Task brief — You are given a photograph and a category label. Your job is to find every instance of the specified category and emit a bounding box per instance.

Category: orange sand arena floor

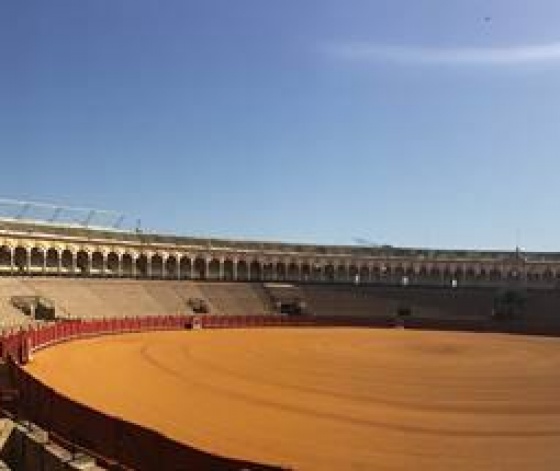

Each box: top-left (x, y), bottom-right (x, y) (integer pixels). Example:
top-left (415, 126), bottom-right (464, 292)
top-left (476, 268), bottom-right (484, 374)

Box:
top-left (25, 328), bottom-right (560, 470)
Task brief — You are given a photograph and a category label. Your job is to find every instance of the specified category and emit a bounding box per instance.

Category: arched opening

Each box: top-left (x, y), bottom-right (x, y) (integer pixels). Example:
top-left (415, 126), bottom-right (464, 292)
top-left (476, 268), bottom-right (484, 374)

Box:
top-left (417, 266), bottom-right (428, 283)
top-left (208, 259), bottom-right (221, 280)
top-left (349, 265), bottom-right (359, 284)
top-left (179, 257), bottom-right (191, 279)
top-left (121, 253), bottom-right (134, 277)
top-left (276, 262), bottom-right (286, 281)
top-left (311, 264), bottom-right (322, 282)
top-left (380, 265), bottom-right (391, 282)
top-left (301, 264), bottom-right (311, 281)
top-left (336, 265), bottom-right (347, 282)
top-left (237, 260), bottom-right (249, 280)
top-left (194, 257), bottom-right (206, 279)
top-left (371, 266), bottom-right (382, 282)
top-left (393, 265), bottom-right (405, 283)
top-left (442, 268), bottom-right (453, 285)
top-left (429, 267), bottom-right (440, 282)
top-left (136, 254), bottom-right (148, 278)
top-left (0, 246), bottom-right (12, 272)
top-left (45, 248), bottom-right (59, 273)
top-left (14, 247), bottom-right (28, 273)
top-left (14, 247), bottom-right (29, 273)
top-left (382, 265), bottom-right (392, 281)
top-left (324, 264), bottom-right (335, 282)
top-left (543, 269), bottom-right (554, 282)
top-left (166, 256), bottom-right (178, 279)
top-left (61, 250), bottom-right (73, 274)
top-left (106, 253), bottom-right (120, 276)
top-left (151, 254), bottom-right (164, 279)
top-left (359, 265), bottom-right (370, 284)
top-left (223, 259), bottom-right (235, 280)
top-left (91, 252), bottom-right (105, 275)
top-left (30, 248), bottom-right (44, 273)
top-left (489, 268), bottom-right (502, 282)
top-left (287, 263), bottom-right (299, 281)
top-left (399, 266), bottom-right (414, 287)
top-left (506, 269), bottom-right (519, 281)
top-left (263, 262), bottom-right (274, 281)
top-left (76, 251), bottom-right (90, 275)
top-left (249, 261), bottom-right (262, 281)
top-left (446, 268), bottom-right (457, 284)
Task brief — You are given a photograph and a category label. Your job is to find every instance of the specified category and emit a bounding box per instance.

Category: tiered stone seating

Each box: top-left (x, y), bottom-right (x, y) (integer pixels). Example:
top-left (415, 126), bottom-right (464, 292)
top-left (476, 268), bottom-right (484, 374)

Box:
top-left (301, 285), bottom-right (400, 318)
top-left (168, 282), bottom-right (220, 315)
top-left (263, 283), bottom-right (304, 304)
top-left (86, 280), bottom-right (165, 317)
top-left (198, 283), bottom-right (272, 316)
top-left (301, 285), bottom-right (495, 320)
top-left (0, 279), bottom-right (38, 327)
top-left (13, 278), bottom-right (223, 319)
top-left (1, 276), bottom-right (559, 335)
top-left (140, 281), bottom-right (192, 315)
top-left (29, 278), bottom-right (110, 318)
top-left (384, 286), bottom-right (495, 320)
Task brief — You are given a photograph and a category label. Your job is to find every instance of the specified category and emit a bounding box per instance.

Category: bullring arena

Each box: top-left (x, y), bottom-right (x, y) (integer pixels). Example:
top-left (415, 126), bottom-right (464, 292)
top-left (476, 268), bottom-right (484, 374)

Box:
top-left (1, 211), bottom-right (560, 469)
top-left (24, 329), bottom-right (560, 470)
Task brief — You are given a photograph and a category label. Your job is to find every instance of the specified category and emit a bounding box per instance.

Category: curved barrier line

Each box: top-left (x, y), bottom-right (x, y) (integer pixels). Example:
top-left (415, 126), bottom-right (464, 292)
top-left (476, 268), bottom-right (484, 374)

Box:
top-left (2, 313), bottom-right (559, 470)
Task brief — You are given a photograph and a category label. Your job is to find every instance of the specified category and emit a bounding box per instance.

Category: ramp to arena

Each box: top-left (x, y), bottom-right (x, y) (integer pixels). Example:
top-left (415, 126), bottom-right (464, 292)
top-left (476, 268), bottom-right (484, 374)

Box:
top-left (24, 328), bottom-right (560, 470)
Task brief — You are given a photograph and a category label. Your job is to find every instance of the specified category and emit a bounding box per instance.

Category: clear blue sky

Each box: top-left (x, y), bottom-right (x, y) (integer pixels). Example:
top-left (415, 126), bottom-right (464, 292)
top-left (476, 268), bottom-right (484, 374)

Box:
top-left (2, 1), bottom-right (560, 250)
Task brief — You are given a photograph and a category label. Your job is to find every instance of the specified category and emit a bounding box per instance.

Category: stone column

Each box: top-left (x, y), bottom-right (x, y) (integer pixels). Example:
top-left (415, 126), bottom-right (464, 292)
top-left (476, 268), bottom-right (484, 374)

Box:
top-left (146, 258), bottom-right (152, 279)
top-left (132, 256), bottom-right (137, 278)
